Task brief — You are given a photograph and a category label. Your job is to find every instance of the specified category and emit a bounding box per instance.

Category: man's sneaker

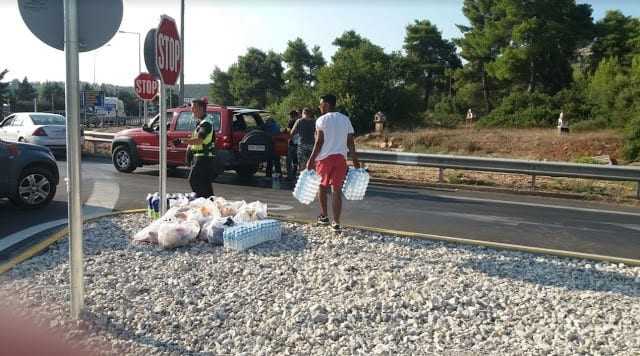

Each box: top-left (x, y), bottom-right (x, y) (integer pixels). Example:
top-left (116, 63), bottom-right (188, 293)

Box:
top-left (331, 223), bottom-right (342, 234)
top-left (317, 215), bottom-right (330, 226)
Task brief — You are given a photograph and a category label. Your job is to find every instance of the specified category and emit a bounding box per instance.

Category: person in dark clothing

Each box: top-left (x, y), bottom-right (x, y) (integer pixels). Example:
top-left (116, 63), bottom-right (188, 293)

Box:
top-left (286, 110), bottom-right (300, 180)
top-left (263, 116), bottom-right (282, 178)
top-left (291, 107), bottom-right (316, 170)
top-left (173, 98), bottom-right (216, 198)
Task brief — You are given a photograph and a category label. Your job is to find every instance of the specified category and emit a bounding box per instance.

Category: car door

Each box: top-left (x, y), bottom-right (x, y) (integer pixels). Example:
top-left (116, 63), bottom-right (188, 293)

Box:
top-left (9, 115), bottom-right (25, 141)
top-left (0, 140), bottom-right (11, 194)
top-left (0, 115), bottom-right (15, 141)
top-left (168, 111), bottom-right (196, 165)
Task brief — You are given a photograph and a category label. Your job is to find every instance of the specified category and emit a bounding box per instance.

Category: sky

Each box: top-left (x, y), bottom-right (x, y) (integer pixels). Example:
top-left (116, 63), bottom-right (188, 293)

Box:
top-left (1, 0), bottom-right (639, 87)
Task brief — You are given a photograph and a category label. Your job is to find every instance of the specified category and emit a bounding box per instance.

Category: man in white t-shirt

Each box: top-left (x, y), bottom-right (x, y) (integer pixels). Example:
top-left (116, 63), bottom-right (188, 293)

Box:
top-left (306, 94), bottom-right (360, 234)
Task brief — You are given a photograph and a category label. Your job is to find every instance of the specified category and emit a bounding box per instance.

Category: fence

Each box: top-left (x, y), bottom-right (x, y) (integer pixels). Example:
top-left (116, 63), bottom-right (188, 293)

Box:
top-left (81, 115), bottom-right (146, 128)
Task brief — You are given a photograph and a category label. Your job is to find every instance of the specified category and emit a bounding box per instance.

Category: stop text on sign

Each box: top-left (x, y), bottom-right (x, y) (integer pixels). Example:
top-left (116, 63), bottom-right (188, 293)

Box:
top-left (136, 80), bottom-right (158, 96)
top-left (157, 33), bottom-right (181, 73)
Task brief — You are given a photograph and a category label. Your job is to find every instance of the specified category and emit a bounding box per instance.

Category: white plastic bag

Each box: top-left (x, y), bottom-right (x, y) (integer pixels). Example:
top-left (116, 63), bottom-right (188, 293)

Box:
top-left (198, 217), bottom-right (234, 245)
top-left (233, 201), bottom-right (268, 224)
top-left (220, 200), bottom-right (246, 217)
top-left (157, 220), bottom-right (200, 249)
top-left (188, 198), bottom-right (221, 219)
top-left (132, 223), bottom-right (161, 244)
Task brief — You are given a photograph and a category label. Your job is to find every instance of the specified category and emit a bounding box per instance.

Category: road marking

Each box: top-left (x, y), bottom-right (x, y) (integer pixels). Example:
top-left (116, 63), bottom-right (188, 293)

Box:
top-left (85, 180), bottom-right (120, 211)
top-left (0, 218), bottom-right (68, 252)
top-left (377, 187), bottom-right (640, 217)
top-left (267, 203), bottom-right (293, 211)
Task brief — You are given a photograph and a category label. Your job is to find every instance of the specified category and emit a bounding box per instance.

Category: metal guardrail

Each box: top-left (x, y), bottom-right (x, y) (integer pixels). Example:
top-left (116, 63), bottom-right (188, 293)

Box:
top-left (81, 135), bottom-right (640, 199)
top-left (357, 149), bottom-right (640, 198)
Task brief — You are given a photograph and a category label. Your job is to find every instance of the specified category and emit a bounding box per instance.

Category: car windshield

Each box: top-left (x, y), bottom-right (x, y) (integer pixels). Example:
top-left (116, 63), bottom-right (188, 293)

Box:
top-left (30, 114), bottom-right (65, 125)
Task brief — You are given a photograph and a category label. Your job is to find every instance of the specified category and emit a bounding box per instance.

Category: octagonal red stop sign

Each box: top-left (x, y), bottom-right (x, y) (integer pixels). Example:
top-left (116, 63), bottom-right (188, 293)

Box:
top-left (134, 73), bottom-right (158, 101)
top-left (155, 15), bottom-right (181, 86)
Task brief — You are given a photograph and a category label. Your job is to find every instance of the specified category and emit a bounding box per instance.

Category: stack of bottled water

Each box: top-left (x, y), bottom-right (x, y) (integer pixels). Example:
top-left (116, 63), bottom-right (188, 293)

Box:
top-left (146, 192), bottom-right (198, 219)
top-left (342, 168), bottom-right (370, 200)
top-left (223, 219), bottom-right (281, 251)
top-left (292, 169), bottom-right (321, 204)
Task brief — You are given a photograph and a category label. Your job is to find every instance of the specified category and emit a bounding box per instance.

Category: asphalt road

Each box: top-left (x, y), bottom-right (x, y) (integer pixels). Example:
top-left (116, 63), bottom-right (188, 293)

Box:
top-left (2, 156), bottom-right (640, 260)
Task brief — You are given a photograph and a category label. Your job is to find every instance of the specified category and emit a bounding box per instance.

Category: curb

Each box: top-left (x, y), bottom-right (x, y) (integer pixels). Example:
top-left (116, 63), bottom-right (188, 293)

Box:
top-left (0, 209), bottom-right (146, 275)
top-left (3, 209), bottom-right (638, 275)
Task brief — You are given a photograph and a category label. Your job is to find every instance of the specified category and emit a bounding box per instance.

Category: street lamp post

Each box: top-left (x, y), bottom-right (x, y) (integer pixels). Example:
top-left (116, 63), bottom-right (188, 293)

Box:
top-left (118, 30), bottom-right (143, 120)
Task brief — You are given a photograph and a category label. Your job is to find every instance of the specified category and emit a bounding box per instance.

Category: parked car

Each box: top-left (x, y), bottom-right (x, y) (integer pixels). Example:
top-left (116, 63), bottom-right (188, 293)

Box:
top-left (111, 105), bottom-right (290, 178)
top-left (0, 113), bottom-right (84, 155)
top-left (0, 139), bottom-right (59, 208)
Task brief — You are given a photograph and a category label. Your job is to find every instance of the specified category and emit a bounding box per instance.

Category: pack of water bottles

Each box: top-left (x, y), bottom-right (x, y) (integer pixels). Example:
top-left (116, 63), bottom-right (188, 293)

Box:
top-left (223, 219), bottom-right (281, 251)
top-left (146, 192), bottom-right (197, 219)
top-left (293, 169), bottom-right (322, 204)
top-left (342, 168), bottom-right (370, 200)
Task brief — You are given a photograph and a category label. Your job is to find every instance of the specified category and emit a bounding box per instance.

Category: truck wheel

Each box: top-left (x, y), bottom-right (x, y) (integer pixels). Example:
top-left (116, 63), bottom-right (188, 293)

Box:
top-left (235, 163), bottom-right (258, 178)
top-left (112, 145), bottom-right (137, 173)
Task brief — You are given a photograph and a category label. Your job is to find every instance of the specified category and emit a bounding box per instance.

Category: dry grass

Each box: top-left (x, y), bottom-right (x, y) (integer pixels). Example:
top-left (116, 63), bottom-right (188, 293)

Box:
top-left (357, 128), bottom-right (637, 205)
top-left (357, 127), bottom-right (624, 162)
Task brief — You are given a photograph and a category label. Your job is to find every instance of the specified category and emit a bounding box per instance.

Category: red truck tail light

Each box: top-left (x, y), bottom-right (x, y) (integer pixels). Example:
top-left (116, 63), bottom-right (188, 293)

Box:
top-left (32, 127), bottom-right (48, 136)
top-left (220, 135), bottom-right (232, 149)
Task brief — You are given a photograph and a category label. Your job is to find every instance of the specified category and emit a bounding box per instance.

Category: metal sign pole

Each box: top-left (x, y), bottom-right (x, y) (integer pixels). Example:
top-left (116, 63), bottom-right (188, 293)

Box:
top-left (64, 0), bottom-right (84, 320)
top-left (159, 80), bottom-right (167, 216)
top-left (143, 101), bottom-right (148, 125)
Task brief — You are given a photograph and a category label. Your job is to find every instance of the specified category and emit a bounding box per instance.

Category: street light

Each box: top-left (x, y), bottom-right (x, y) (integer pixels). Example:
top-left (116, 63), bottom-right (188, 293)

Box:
top-left (118, 30), bottom-right (143, 120)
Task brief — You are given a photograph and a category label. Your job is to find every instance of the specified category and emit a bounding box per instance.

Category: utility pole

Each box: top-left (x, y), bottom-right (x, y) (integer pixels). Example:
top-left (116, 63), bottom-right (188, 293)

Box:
top-left (179, 0), bottom-right (185, 105)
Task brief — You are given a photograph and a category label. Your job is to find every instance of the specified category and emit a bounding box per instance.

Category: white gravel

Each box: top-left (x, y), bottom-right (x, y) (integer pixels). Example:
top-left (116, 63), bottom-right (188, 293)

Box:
top-left (1, 213), bottom-right (640, 355)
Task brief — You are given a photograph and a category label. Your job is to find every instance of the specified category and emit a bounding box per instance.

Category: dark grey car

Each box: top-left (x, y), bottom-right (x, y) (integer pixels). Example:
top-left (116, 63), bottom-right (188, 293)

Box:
top-left (0, 139), bottom-right (59, 208)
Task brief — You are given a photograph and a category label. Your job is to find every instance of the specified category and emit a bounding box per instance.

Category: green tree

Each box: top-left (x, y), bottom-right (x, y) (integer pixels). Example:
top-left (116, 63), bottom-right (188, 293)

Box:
top-left (228, 48), bottom-right (284, 108)
top-left (0, 69), bottom-right (9, 110)
top-left (487, 0), bottom-right (594, 94)
top-left (403, 20), bottom-right (462, 109)
top-left (455, 0), bottom-right (509, 113)
top-left (117, 88), bottom-right (138, 116)
top-left (332, 30), bottom-right (370, 51)
top-left (590, 54), bottom-right (640, 127)
top-left (309, 45), bottom-right (326, 86)
top-left (39, 81), bottom-right (65, 111)
top-left (16, 77), bottom-right (37, 102)
top-left (209, 66), bottom-right (234, 105)
top-left (318, 39), bottom-right (421, 132)
top-left (591, 10), bottom-right (640, 69)
top-left (282, 37), bottom-right (312, 89)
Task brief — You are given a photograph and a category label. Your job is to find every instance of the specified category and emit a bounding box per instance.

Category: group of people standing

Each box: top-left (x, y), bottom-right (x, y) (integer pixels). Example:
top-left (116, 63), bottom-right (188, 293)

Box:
top-left (184, 94), bottom-right (358, 234)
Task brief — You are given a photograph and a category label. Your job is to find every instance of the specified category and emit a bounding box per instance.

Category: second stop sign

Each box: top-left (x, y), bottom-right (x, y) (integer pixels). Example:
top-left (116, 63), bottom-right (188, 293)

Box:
top-left (134, 73), bottom-right (158, 101)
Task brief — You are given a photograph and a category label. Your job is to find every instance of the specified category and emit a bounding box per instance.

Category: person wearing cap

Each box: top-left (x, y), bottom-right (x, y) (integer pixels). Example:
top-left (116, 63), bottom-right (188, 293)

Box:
top-left (173, 98), bottom-right (216, 198)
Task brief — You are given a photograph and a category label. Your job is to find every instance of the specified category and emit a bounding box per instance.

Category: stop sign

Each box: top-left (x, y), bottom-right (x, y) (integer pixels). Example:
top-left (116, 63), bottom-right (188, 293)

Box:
top-left (155, 15), bottom-right (181, 86)
top-left (134, 73), bottom-right (158, 101)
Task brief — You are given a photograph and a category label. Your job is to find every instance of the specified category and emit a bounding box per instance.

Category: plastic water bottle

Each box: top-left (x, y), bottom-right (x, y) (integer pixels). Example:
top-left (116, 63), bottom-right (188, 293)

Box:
top-left (223, 219), bottom-right (281, 251)
top-left (151, 193), bottom-right (160, 219)
top-left (342, 168), bottom-right (369, 200)
top-left (272, 173), bottom-right (281, 190)
top-left (293, 170), bottom-right (321, 204)
top-left (146, 194), bottom-right (153, 218)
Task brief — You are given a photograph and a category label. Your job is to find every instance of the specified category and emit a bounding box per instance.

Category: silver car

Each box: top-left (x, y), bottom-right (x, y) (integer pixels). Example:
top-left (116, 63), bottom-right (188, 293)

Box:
top-left (0, 113), bottom-right (84, 153)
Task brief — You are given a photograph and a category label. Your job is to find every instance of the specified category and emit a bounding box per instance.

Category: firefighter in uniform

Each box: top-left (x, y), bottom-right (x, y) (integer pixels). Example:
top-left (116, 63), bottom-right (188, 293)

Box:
top-left (174, 98), bottom-right (216, 198)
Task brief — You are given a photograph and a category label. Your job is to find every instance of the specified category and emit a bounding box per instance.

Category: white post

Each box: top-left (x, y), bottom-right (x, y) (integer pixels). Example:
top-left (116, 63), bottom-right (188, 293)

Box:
top-left (64, 0), bottom-right (84, 320)
top-left (33, 98), bottom-right (37, 112)
top-left (159, 81), bottom-right (167, 216)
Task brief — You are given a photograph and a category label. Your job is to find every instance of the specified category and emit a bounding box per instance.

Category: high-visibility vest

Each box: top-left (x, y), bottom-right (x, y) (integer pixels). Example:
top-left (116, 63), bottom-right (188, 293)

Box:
top-left (189, 114), bottom-right (215, 157)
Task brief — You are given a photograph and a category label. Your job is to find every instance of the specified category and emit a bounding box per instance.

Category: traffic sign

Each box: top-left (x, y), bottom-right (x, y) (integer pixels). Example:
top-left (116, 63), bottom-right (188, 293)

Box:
top-left (155, 15), bottom-right (182, 86)
top-left (144, 29), bottom-right (160, 79)
top-left (134, 73), bottom-right (159, 101)
top-left (18, 0), bottom-right (123, 52)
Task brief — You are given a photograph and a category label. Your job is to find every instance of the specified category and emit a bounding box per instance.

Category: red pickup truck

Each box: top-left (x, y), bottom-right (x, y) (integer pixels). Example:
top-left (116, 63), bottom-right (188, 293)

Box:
top-left (111, 105), bottom-right (289, 178)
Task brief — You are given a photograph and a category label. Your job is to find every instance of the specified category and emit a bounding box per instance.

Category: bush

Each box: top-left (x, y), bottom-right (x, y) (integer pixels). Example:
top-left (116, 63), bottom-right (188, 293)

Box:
top-left (623, 115), bottom-right (640, 162)
top-left (479, 90), bottom-right (556, 128)
top-left (267, 86), bottom-right (319, 127)
top-left (426, 97), bottom-right (463, 128)
top-left (571, 118), bottom-right (609, 132)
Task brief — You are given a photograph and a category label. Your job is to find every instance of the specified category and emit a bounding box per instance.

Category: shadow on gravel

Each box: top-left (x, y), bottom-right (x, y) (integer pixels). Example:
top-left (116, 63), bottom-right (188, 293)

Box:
top-left (459, 253), bottom-right (640, 297)
top-left (81, 310), bottom-right (211, 355)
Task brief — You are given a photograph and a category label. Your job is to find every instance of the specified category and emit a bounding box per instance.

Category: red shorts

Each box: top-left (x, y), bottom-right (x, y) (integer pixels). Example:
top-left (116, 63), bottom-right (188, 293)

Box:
top-left (316, 154), bottom-right (348, 189)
